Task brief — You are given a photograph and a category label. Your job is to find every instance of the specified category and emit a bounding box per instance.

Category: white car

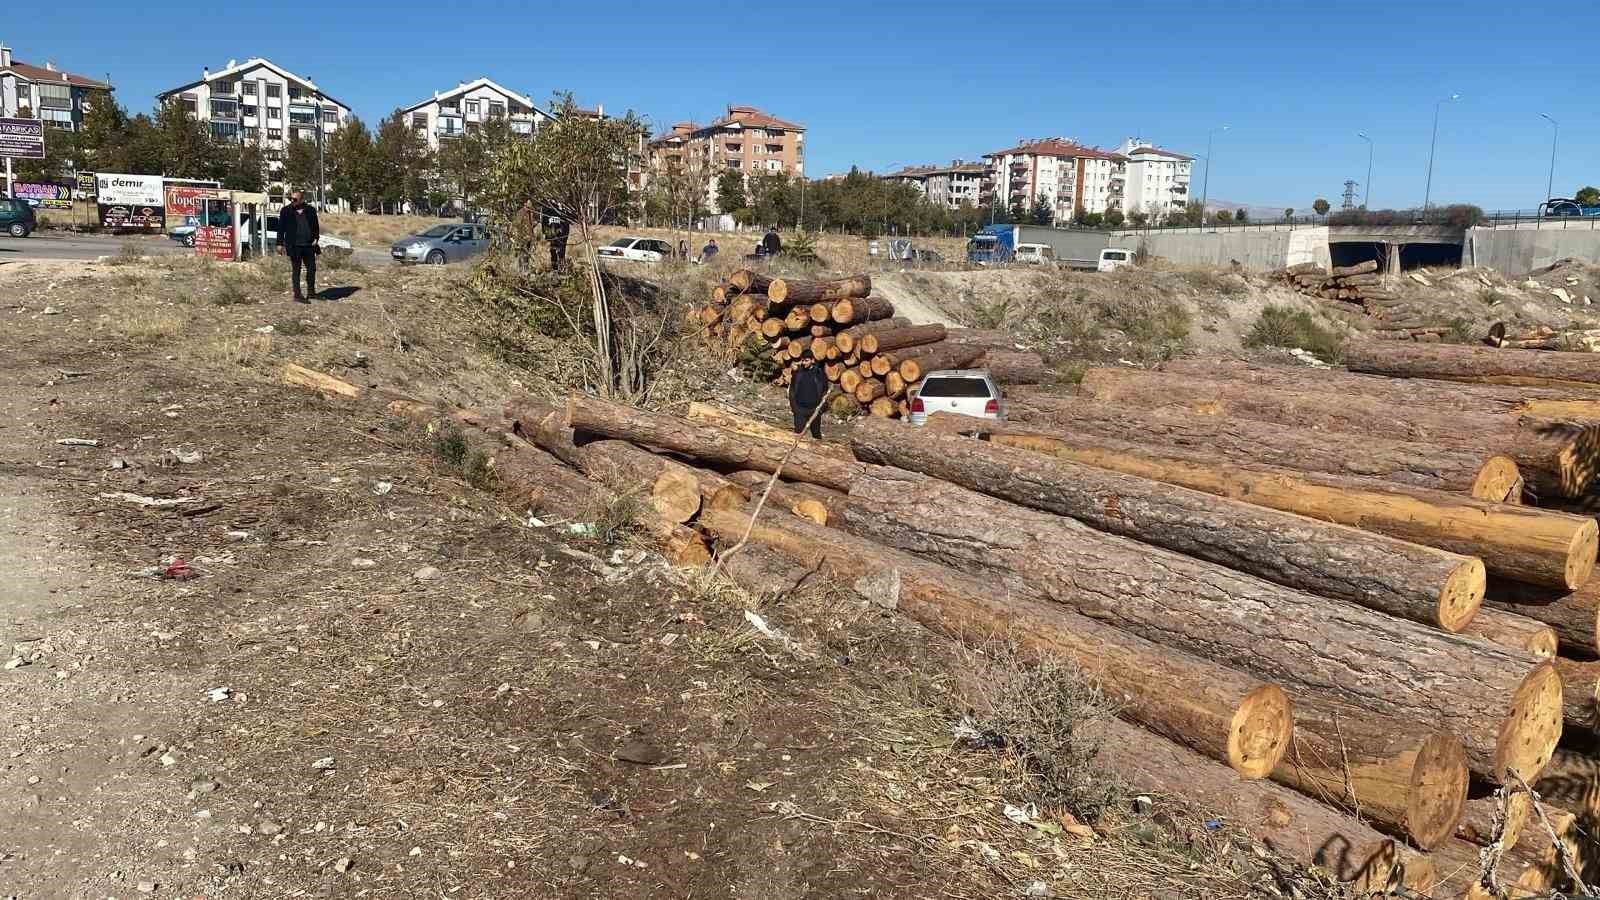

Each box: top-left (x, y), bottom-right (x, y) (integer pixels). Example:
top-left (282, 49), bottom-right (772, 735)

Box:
top-left (597, 236), bottom-right (672, 263)
top-left (908, 369), bottom-right (1005, 426)
top-left (1098, 247), bottom-right (1133, 271)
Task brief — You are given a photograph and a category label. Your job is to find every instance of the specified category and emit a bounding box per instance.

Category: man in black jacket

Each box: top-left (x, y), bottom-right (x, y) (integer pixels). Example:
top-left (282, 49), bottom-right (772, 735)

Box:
top-left (787, 357), bottom-right (829, 438)
top-left (277, 191), bottom-right (320, 302)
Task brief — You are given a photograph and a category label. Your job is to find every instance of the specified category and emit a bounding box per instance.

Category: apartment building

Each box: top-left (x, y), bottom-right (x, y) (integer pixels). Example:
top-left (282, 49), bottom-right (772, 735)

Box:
top-left (984, 138), bottom-right (1124, 222)
top-left (156, 58), bottom-right (351, 191)
top-left (648, 105), bottom-right (804, 212)
top-left (1118, 138), bottom-right (1193, 218)
top-left (883, 160), bottom-right (990, 210)
top-left (0, 44), bottom-right (112, 132)
top-left (400, 78), bottom-right (548, 152)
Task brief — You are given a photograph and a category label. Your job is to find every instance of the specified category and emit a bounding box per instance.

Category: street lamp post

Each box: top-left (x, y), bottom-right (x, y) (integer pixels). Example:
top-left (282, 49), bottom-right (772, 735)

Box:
top-left (1200, 124), bottom-right (1229, 228)
top-left (1357, 131), bottom-right (1374, 210)
top-left (1422, 93), bottom-right (1460, 214)
top-left (1541, 113), bottom-right (1559, 217)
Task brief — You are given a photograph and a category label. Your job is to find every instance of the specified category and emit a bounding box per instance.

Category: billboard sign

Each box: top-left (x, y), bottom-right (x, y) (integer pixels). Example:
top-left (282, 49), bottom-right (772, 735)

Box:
top-left (0, 117), bottom-right (44, 159)
top-left (96, 174), bottom-right (165, 231)
top-left (12, 181), bottom-right (73, 210)
top-left (76, 171), bottom-right (97, 198)
top-left (163, 182), bottom-right (224, 220)
top-left (195, 225), bottom-right (235, 261)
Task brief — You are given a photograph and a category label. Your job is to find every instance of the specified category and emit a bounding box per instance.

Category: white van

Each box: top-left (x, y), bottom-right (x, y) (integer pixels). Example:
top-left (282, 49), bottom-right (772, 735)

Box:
top-left (1014, 243), bottom-right (1056, 265)
top-left (1097, 248), bottom-right (1133, 271)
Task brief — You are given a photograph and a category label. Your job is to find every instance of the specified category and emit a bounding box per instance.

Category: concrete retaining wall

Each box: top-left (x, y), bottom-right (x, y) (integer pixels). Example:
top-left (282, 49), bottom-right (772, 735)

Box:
top-left (1109, 227), bottom-right (1329, 271)
top-left (1463, 228), bottom-right (1600, 275)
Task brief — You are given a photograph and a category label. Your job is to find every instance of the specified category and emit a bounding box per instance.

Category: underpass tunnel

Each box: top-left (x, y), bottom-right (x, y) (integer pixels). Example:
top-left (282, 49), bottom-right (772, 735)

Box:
top-left (1329, 240), bottom-right (1462, 272)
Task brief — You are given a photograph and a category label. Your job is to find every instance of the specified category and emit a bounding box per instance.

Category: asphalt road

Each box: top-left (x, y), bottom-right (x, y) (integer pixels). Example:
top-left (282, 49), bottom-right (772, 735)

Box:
top-left (0, 231), bottom-right (392, 266)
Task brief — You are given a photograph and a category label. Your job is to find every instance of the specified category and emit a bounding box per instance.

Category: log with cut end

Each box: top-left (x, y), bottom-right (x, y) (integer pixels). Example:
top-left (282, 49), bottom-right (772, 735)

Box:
top-left (839, 369), bottom-right (862, 394)
top-left (849, 419), bottom-right (1488, 634)
top-left (941, 413), bottom-right (1592, 589)
top-left (1484, 579), bottom-right (1600, 657)
top-left (1460, 608), bottom-right (1557, 658)
top-left (760, 317), bottom-right (785, 339)
top-left (841, 464), bottom-right (1563, 782)
top-left (1334, 260), bottom-right (1380, 276)
top-left (1456, 786), bottom-right (1531, 848)
top-left (683, 405), bottom-right (848, 458)
top-left (1271, 696), bottom-right (1468, 850)
top-left (568, 395), bottom-right (863, 493)
top-left (854, 378), bottom-right (886, 404)
top-left (1091, 717), bottom-right (1433, 893)
top-left (869, 397), bottom-right (896, 417)
top-left (573, 439), bottom-right (705, 524)
top-left (395, 402), bottom-right (595, 514)
top-left (727, 269), bottom-right (774, 294)
top-left (726, 470), bottom-right (848, 526)
top-left (828, 296), bottom-right (895, 326)
top-left (282, 363), bottom-right (361, 399)
top-left (868, 355), bottom-right (892, 377)
top-left (977, 349), bottom-right (1052, 384)
top-left (823, 362), bottom-right (844, 383)
top-left (783, 307), bottom-right (810, 331)
top-left (834, 317), bottom-right (911, 355)
top-left (1076, 366), bottom-right (1600, 498)
top-left (807, 301), bottom-right (833, 324)
top-left (1345, 339), bottom-right (1600, 389)
top-left (1533, 748), bottom-right (1600, 825)
top-left (857, 324), bottom-right (947, 356)
top-left (768, 274), bottom-right (871, 306)
top-left (895, 342), bottom-right (986, 382)
top-left (884, 371), bottom-right (906, 398)
top-left (504, 396), bottom-right (586, 468)
top-left (696, 507), bottom-right (1293, 778)
top-left (1003, 395), bottom-right (1523, 502)
top-left (1552, 657), bottom-right (1600, 730)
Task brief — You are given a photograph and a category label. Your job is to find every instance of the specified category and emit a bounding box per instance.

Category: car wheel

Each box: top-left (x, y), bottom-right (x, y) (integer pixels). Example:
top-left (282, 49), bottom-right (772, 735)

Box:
top-left (8, 223), bottom-right (26, 238)
top-left (426, 250), bottom-right (446, 265)
top-left (183, 234), bottom-right (196, 247)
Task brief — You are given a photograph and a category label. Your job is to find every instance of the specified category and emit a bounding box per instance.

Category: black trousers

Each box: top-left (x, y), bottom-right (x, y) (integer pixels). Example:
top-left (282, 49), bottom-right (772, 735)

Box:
top-left (550, 239), bottom-right (567, 269)
top-left (792, 404), bottom-right (822, 438)
top-left (287, 246), bottom-right (317, 297)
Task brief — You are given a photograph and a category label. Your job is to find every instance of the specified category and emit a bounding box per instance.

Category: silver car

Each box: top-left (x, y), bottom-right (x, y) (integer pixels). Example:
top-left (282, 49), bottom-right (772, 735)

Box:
top-left (391, 223), bottom-right (490, 265)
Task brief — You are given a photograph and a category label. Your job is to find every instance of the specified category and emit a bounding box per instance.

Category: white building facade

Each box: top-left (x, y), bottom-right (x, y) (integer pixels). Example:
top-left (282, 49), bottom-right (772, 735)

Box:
top-left (883, 161), bottom-right (990, 210)
top-left (156, 58), bottom-right (351, 197)
top-left (1118, 138), bottom-right (1193, 220)
top-left (400, 78), bottom-right (547, 152)
top-left (984, 139), bottom-right (1124, 222)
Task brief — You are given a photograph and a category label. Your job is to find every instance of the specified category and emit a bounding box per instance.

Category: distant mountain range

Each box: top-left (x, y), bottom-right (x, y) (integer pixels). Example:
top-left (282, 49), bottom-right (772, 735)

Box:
top-left (1202, 198), bottom-right (1299, 220)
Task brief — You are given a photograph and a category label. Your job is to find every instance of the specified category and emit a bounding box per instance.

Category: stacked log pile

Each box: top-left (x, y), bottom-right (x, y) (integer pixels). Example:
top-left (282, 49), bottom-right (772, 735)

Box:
top-left (364, 339), bottom-right (1600, 896)
top-left (1272, 260), bottom-right (1450, 341)
top-left (694, 269), bottom-right (1050, 416)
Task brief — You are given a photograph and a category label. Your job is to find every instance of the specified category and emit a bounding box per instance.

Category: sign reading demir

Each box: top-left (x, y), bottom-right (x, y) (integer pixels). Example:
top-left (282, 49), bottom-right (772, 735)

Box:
top-left (96, 174), bottom-right (164, 207)
top-left (0, 117), bottom-right (45, 160)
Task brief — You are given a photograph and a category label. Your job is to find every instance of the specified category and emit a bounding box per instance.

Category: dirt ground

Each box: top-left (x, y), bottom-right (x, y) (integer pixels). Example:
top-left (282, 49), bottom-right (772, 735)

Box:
top-left (0, 252), bottom-right (1315, 899)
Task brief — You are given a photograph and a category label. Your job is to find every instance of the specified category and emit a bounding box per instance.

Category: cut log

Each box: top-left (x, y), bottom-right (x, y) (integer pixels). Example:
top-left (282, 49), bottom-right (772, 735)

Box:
top-left (783, 307), bottom-right (810, 332)
top-left (1076, 367), bottom-right (1600, 498)
top-left (977, 349), bottom-right (1052, 384)
top-left (768, 274), bottom-right (871, 306)
top-left (1533, 748), bottom-right (1600, 825)
top-left (1333, 260), bottom-right (1380, 276)
top-left (841, 464), bottom-right (1563, 782)
top-left (834, 316), bottom-right (912, 356)
top-left (395, 402), bottom-right (596, 515)
top-left (869, 397), bottom-right (896, 418)
top-left (839, 369), bottom-right (862, 394)
top-left (1461, 608), bottom-right (1558, 659)
top-left (727, 269), bottom-right (774, 293)
top-left (999, 396), bottom-right (1523, 502)
top-left (726, 470), bottom-right (848, 526)
top-left (823, 362), bottom-right (844, 382)
top-left (1345, 339), bottom-right (1600, 389)
top-left (808, 301), bottom-right (833, 324)
top-left (719, 543), bottom-right (821, 597)
top-left (854, 378), bottom-right (885, 404)
top-left (568, 396), bottom-right (863, 493)
top-left (572, 439), bottom-right (705, 524)
top-left (760, 317), bottom-right (785, 339)
top-left (829, 296), bottom-right (895, 326)
top-left (849, 419), bottom-right (1488, 634)
top-left (948, 415), bottom-right (1591, 589)
top-left (1551, 657), bottom-right (1600, 731)
top-left (1091, 717), bottom-right (1433, 893)
top-left (282, 363), bottom-right (361, 399)
top-left (1271, 696), bottom-right (1469, 850)
top-left (1457, 786), bottom-right (1531, 848)
top-left (696, 507), bottom-right (1294, 778)
top-left (869, 355), bottom-right (892, 377)
top-left (857, 324), bottom-right (947, 356)
top-left (884, 371), bottom-right (906, 398)
top-left (683, 403), bottom-right (851, 460)
top-left (1484, 579), bottom-right (1600, 658)
top-left (504, 396), bottom-right (586, 468)
top-left (896, 342), bottom-right (986, 383)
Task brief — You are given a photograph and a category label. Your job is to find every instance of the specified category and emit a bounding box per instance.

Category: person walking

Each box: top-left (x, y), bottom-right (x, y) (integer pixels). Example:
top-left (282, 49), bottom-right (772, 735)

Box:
top-left (677, 237), bottom-right (689, 260)
top-left (700, 237), bottom-right (719, 264)
top-left (277, 190), bottom-right (320, 302)
top-left (760, 227), bottom-right (781, 256)
top-left (788, 357), bottom-right (829, 438)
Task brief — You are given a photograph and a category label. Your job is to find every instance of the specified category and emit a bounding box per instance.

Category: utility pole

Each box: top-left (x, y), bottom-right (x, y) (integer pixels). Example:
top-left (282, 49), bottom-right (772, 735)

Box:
top-left (1357, 131), bottom-right (1374, 209)
top-left (1540, 113), bottom-right (1558, 222)
top-left (1423, 93), bottom-right (1459, 214)
top-left (314, 91), bottom-right (327, 209)
top-left (1200, 123), bottom-right (1228, 228)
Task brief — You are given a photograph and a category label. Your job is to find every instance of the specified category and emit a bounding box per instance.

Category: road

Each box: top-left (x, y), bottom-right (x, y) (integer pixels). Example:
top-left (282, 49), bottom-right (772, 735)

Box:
top-left (0, 231), bottom-right (392, 266)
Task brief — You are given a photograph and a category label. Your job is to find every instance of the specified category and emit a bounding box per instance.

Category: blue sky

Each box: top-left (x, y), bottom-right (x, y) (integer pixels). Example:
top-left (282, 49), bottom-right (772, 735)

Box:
top-left (11, 0), bottom-right (1595, 211)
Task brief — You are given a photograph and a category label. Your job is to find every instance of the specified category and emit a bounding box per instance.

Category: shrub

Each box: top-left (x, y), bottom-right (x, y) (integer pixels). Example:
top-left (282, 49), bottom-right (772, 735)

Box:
top-left (463, 449), bottom-right (497, 491)
top-left (432, 425), bottom-right (468, 468)
top-left (212, 277), bottom-right (255, 306)
top-left (967, 295), bottom-right (1013, 329)
top-left (1244, 304), bottom-right (1344, 362)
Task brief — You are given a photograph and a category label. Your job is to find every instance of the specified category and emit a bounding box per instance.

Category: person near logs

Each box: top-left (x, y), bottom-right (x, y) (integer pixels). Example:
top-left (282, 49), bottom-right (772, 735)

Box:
top-left (788, 357), bottom-right (829, 439)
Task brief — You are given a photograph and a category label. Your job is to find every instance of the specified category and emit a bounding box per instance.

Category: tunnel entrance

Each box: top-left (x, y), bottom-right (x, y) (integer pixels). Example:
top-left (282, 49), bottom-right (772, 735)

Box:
top-left (1329, 240), bottom-right (1462, 272)
top-left (1400, 242), bottom-right (1463, 269)
top-left (1330, 241), bottom-right (1384, 271)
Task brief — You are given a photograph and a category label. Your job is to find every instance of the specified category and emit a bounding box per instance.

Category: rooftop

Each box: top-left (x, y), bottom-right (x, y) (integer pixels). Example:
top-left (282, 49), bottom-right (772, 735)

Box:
top-left (650, 105), bottom-right (804, 145)
top-left (987, 138), bottom-right (1123, 161)
top-left (0, 53), bottom-right (112, 90)
top-left (400, 77), bottom-right (541, 115)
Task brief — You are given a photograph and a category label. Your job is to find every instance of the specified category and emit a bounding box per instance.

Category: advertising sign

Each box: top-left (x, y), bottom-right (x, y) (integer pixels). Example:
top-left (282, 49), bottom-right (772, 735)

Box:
top-left (12, 181), bottom-right (73, 210)
top-left (96, 173), bottom-right (165, 231)
top-left (164, 183), bottom-right (225, 220)
top-left (77, 172), bottom-right (97, 196)
top-left (0, 117), bottom-right (44, 159)
top-left (195, 225), bottom-right (235, 261)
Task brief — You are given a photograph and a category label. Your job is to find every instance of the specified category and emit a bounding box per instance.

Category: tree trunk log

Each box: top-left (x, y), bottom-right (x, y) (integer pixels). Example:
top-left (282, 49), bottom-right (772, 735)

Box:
top-left (828, 296), bottom-right (896, 327)
top-left (834, 316), bottom-right (911, 355)
top-left (726, 470), bottom-right (849, 527)
top-left (684, 402), bottom-right (852, 459)
top-left (783, 307), bottom-right (810, 332)
top-left (857, 324), bottom-right (947, 356)
top-left (869, 397), bottom-right (896, 418)
top-left (1533, 748), bottom-right (1600, 825)
top-left (696, 507), bottom-right (1293, 778)
top-left (1272, 696), bottom-right (1469, 850)
top-left (768, 274), bottom-right (871, 306)
top-left (1002, 395), bottom-right (1524, 502)
top-left (1091, 717), bottom-right (1434, 893)
top-left (1461, 608), bottom-right (1558, 659)
top-left (839, 369), bottom-right (862, 394)
top-left (1486, 578), bottom-right (1600, 658)
top-left (1457, 786), bottom-right (1531, 848)
top-left (978, 349), bottom-right (1052, 384)
top-left (1077, 367), bottom-right (1600, 498)
top-left (896, 342), bottom-right (986, 383)
top-left (1345, 339), bottom-right (1600, 389)
top-left (282, 362), bottom-right (361, 399)
top-left (503, 396), bottom-right (585, 468)
top-left (399, 403), bottom-right (598, 515)
top-left (1551, 657), bottom-right (1600, 731)
top-left (854, 378), bottom-right (886, 404)
top-left (842, 464), bottom-right (1563, 782)
top-left (944, 414), bottom-right (1592, 589)
top-left (573, 439), bottom-right (706, 524)
top-left (568, 395), bottom-right (863, 493)
top-left (760, 317), bottom-right (785, 339)
top-left (849, 419), bottom-right (1488, 634)
top-left (727, 269), bottom-right (774, 294)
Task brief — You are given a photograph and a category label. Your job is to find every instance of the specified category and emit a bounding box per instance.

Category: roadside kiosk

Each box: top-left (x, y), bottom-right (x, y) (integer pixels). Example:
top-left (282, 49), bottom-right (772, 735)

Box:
top-left (188, 189), bottom-right (269, 261)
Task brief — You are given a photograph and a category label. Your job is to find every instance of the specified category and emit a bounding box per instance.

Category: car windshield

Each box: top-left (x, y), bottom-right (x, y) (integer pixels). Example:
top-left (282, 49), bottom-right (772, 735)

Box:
top-left (607, 238), bottom-right (635, 248)
top-left (920, 377), bottom-right (992, 398)
top-left (419, 225), bottom-right (454, 238)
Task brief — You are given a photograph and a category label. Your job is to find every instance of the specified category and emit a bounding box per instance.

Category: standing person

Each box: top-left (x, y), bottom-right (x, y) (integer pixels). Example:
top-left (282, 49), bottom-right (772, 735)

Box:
top-left (761, 227), bottom-right (781, 256)
top-left (677, 237), bottom-right (689, 260)
top-left (700, 237), bottom-right (719, 264)
top-left (544, 211), bottom-right (570, 270)
top-left (277, 190), bottom-right (320, 302)
top-left (788, 357), bottom-right (829, 439)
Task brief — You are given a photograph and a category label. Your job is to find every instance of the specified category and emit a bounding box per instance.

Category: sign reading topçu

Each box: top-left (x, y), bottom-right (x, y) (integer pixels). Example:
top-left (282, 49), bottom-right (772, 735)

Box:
top-left (95, 173), bottom-right (165, 231)
top-left (0, 117), bottom-right (44, 159)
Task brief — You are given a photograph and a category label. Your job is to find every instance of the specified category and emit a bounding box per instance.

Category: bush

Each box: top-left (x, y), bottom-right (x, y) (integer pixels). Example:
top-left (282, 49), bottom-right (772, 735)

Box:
top-left (463, 449), bottom-right (497, 491)
top-left (1244, 304), bottom-right (1344, 362)
top-left (211, 277), bottom-right (255, 306)
top-left (432, 425), bottom-right (468, 468)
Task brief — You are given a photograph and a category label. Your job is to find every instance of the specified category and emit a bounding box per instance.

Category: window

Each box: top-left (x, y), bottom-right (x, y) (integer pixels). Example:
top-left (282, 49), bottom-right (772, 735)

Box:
top-left (267, 106), bottom-right (280, 121)
top-left (321, 108), bottom-right (337, 124)
top-left (243, 126), bottom-right (259, 140)
top-left (288, 86), bottom-right (303, 100)
top-left (38, 83), bottom-right (71, 109)
top-left (210, 120), bottom-right (240, 141)
top-left (267, 127), bottom-right (282, 140)
top-left (411, 113), bottom-right (428, 129)
top-left (465, 100), bottom-right (479, 115)
top-left (488, 101), bottom-right (505, 118)
top-left (210, 98), bottom-right (238, 118)
top-left (266, 83), bottom-right (281, 99)
top-left (42, 109), bottom-right (73, 129)
top-left (242, 81), bottom-right (257, 96)
top-left (242, 104), bottom-right (258, 119)
top-left (181, 97), bottom-right (198, 114)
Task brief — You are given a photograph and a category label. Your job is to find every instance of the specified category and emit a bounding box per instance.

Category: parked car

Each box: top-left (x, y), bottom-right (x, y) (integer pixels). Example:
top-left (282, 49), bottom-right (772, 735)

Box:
top-left (597, 236), bottom-right (671, 263)
top-left (389, 223), bottom-right (483, 264)
top-left (1014, 243), bottom-right (1056, 265)
top-left (0, 198), bottom-right (37, 237)
top-left (1097, 247), bottom-right (1134, 271)
top-left (169, 216), bottom-right (199, 247)
top-left (1541, 198), bottom-right (1600, 218)
top-left (907, 369), bottom-right (1005, 426)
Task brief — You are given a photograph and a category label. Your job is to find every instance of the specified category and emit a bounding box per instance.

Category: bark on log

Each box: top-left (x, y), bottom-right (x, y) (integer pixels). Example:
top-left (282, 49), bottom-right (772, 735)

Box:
top-left (719, 543), bottom-right (820, 597)
top-left (1000, 396), bottom-right (1524, 502)
top-left (829, 296), bottom-right (896, 326)
top-left (1487, 580), bottom-right (1600, 660)
top-left (1533, 748), bottom-right (1600, 825)
top-left (397, 403), bottom-right (597, 515)
top-left (1272, 696), bottom-right (1469, 850)
top-left (727, 269), bottom-right (774, 294)
top-left (1461, 608), bottom-right (1558, 659)
top-left (841, 464), bottom-right (1563, 782)
top-left (768, 274), bottom-right (872, 306)
top-left (1551, 657), bottom-right (1600, 731)
top-left (1457, 786), bottom-right (1531, 848)
top-left (977, 349), bottom-right (1052, 384)
top-left (884, 371), bottom-right (906, 398)
top-left (849, 419), bottom-right (1488, 634)
top-left (1077, 367), bottom-right (1600, 498)
top-left (1345, 339), bottom-right (1600, 389)
top-left (568, 395), bottom-right (863, 493)
top-left (697, 507), bottom-right (1294, 778)
top-left (1091, 717), bottom-right (1434, 893)
top-left (1334, 260), bottom-right (1381, 276)
top-left (857, 324), bottom-right (947, 356)
top-left (573, 439), bottom-right (705, 524)
top-left (947, 415), bottom-right (1591, 589)
top-left (896, 342), bottom-right (986, 383)
top-left (684, 402), bottom-right (852, 459)
top-left (504, 396), bottom-right (585, 467)
top-left (834, 317), bottom-right (912, 356)
top-left (282, 363), bottom-right (361, 399)
top-left (726, 470), bottom-right (848, 526)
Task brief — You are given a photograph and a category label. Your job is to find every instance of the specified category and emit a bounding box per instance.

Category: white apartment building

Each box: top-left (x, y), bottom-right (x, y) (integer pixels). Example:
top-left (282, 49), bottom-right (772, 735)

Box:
top-left (1118, 138), bottom-right (1193, 219)
top-left (882, 160), bottom-right (990, 210)
top-left (156, 58), bottom-right (351, 194)
top-left (985, 138), bottom-right (1124, 222)
top-left (400, 77), bottom-right (548, 152)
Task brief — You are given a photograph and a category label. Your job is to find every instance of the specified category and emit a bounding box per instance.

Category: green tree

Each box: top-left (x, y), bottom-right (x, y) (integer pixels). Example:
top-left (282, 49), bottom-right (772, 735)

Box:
top-left (282, 133), bottom-right (319, 195)
top-left (222, 143), bottom-right (266, 191)
top-left (715, 167), bottom-right (746, 213)
top-left (1284, 207), bottom-right (1295, 221)
top-left (1312, 198), bottom-right (1331, 217)
top-left (1129, 210), bottom-right (1149, 227)
top-left (373, 110), bottom-right (432, 213)
top-left (1182, 201), bottom-right (1204, 225)
top-left (1076, 210), bottom-right (1104, 228)
top-left (1215, 209), bottom-right (1234, 224)
top-left (748, 174), bottom-right (796, 228)
top-left (1576, 186), bottom-right (1600, 206)
top-left (1235, 209), bottom-right (1248, 223)
top-left (1104, 207), bottom-right (1125, 228)
top-left (1028, 197), bottom-right (1053, 225)
top-left (153, 99), bottom-right (222, 179)
top-left (326, 118), bottom-right (376, 210)
top-left (77, 97), bottom-right (132, 172)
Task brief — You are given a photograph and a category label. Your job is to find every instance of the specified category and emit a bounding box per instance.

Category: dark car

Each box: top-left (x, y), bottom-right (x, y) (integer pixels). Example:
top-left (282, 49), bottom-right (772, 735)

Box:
top-left (0, 198), bottom-right (36, 237)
